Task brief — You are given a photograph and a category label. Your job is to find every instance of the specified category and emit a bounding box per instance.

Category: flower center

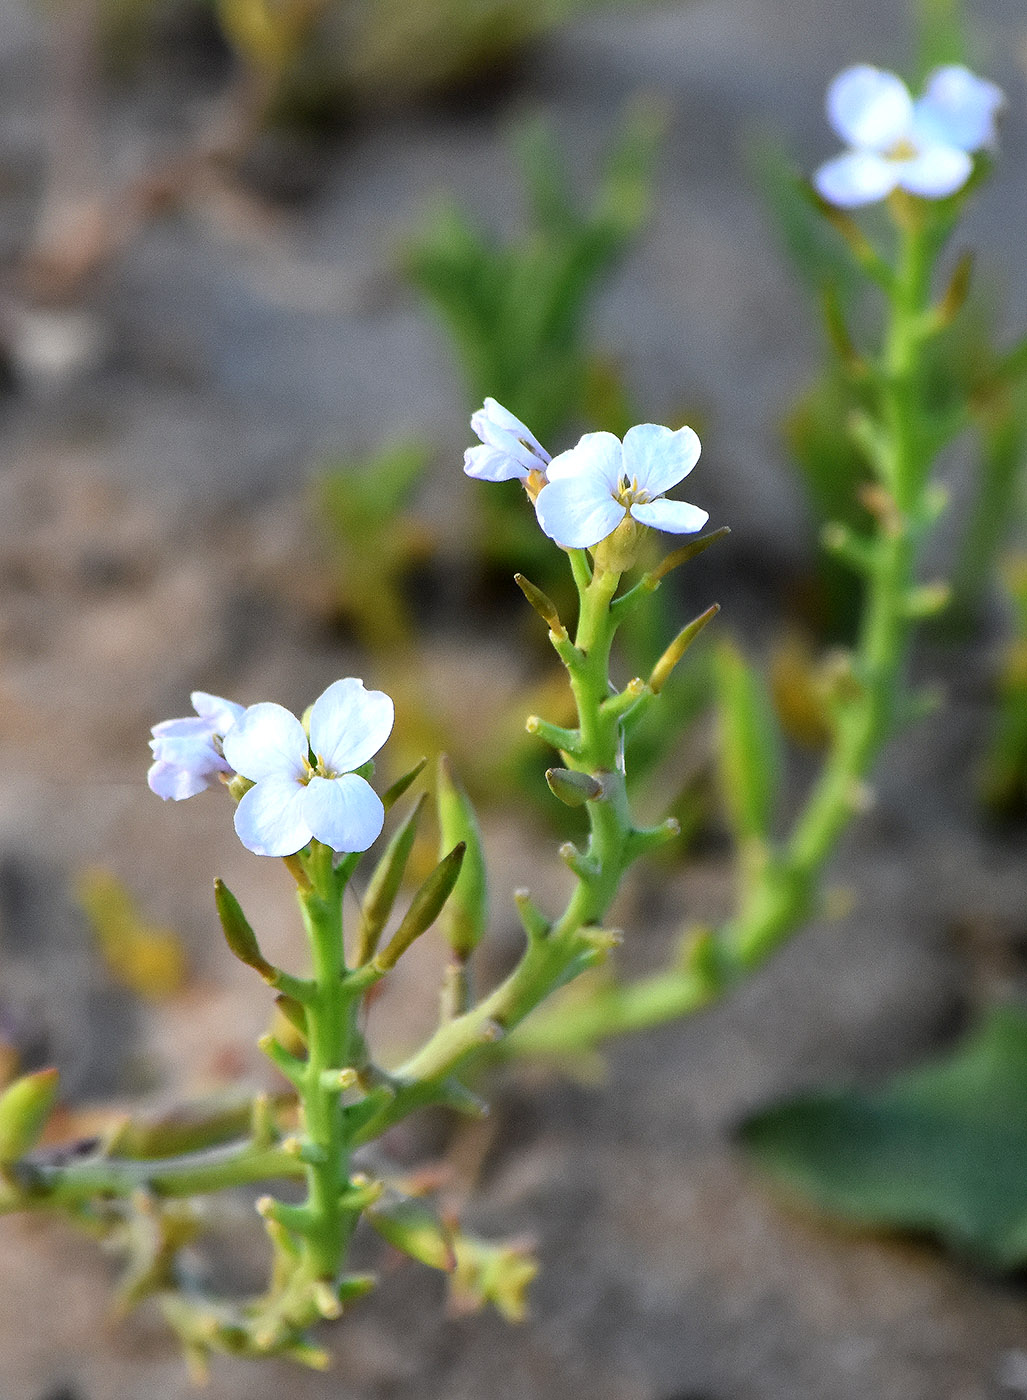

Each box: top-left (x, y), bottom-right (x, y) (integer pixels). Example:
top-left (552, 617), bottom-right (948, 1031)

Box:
top-left (524, 466), bottom-right (547, 501)
top-left (302, 753), bottom-right (334, 784)
top-left (887, 136), bottom-right (919, 162)
top-left (614, 474), bottom-right (651, 508)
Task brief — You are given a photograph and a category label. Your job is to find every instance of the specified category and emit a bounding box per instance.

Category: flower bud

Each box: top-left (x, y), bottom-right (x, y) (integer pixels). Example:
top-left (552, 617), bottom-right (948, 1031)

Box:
top-left (0, 1068), bottom-right (59, 1164)
top-left (545, 768), bottom-right (604, 806)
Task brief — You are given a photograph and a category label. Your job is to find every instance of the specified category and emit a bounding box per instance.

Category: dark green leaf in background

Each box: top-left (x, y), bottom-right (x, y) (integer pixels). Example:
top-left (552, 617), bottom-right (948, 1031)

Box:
top-left (740, 1007), bottom-right (1027, 1270)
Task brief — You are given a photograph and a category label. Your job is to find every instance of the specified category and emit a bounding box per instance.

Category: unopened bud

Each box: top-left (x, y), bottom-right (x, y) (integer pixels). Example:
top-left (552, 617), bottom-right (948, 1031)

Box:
top-left (545, 768), bottom-right (604, 806)
top-left (0, 1068), bottom-right (59, 1164)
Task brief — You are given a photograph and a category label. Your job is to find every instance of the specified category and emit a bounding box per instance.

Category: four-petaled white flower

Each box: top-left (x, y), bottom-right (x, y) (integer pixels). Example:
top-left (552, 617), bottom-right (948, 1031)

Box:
top-left (222, 679), bottom-right (394, 858)
top-left (815, 63), bottom-right (1003, 209)
top-left (533, 424), bottom-right (708, 550)
top-left (148, 692), bottom-right (245, 801)
top-left (463, 397), bottom-right (551, 483)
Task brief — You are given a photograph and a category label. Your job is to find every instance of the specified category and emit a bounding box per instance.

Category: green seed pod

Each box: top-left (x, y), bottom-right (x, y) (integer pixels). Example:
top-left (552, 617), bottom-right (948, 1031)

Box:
top-left (714, 638), bottom-right (781, 846)
top-left (214, 879), bottom-right (275, 980)
top-left (0, 1068), bottom-right (59, 1164)
top-left (649, 603), bottom-right (720, 694)
top-left (373, 843), bottom-right (466, 972)
top-left (436, 756), bottom-right (488, 959)
top-left (366, 1196), bottom-right (456, 1273)
top-left (356, 793), bottom-right (427, 964)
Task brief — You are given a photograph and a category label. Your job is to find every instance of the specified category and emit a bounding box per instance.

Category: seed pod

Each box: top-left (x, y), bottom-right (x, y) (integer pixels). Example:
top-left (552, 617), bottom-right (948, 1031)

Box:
top-left (356, 794), bottom-right (427, 964)
top-left (374, 844), bottom-right (466, 972)
top-left (214, 879), bottom-right (275, 980)
top-left (436, 756), bottom-right (488, 959)
top-left (366, 1196), bottom-right (456, 1273)
top-left (714, 638), bottom-right (781, 845)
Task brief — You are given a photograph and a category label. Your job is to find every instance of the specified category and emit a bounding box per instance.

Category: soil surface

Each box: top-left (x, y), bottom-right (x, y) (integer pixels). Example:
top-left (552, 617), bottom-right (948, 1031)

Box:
top-left (1, 2), bottom-right (1027, 1397)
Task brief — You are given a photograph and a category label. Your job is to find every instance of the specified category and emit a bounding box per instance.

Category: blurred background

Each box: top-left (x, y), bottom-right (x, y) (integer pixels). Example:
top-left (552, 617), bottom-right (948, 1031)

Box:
top-left (2, 1), bottom-right (1027, 1396)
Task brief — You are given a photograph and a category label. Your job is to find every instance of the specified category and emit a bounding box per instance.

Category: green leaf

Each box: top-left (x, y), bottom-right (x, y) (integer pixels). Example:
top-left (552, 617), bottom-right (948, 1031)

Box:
top-left (739, 1007), bottom-right (1027, 1270)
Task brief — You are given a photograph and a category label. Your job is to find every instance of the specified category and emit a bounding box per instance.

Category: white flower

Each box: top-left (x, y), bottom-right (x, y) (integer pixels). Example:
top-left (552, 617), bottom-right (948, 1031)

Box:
top-left (463, 398), bottom-right (551, 482)
top-left (533, 424), bottom-right (708, 550)
top-left (222, 679), bottom-right (394, 858)
top-left (814, 63), bottom-right (1003, 208)
top-left (148, 692), bottom-right (245, 801)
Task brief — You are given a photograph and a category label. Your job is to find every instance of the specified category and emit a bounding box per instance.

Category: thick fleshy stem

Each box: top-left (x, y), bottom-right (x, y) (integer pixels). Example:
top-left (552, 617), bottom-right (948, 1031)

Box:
top-left (510, 203), bottom-right (951, 1057)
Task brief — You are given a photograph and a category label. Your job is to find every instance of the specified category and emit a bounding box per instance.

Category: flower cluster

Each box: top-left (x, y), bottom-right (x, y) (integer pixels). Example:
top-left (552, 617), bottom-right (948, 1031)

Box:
top-left (815, 63), bottom-right (1003, 208)
top-left (464, 401), bottom-right (709, 555)
top-left (148, 679), bottom-right (394, 858)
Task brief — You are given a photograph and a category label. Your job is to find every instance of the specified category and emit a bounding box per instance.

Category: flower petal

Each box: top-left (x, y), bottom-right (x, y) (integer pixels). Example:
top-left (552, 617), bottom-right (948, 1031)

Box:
top-left (150, 715), bottom-right (210, 741)
top-left (814, 150), bottom-right (900, 207)
top-left (916, 65), bottom-right (1003, 152)
top-left (473, 398), bottom-right (550, 463)
top-left (234, 776), bottom-right (312, 857)
top-left (826, 65), bottom-right (913, 150)
top-left (190, 692), bottom-right (245, 733)
top-left (222, 703), bottom-right (308, 783)
top-left (302, 774), bottom-right (385, 854)
top-left (534, 475), bottom-right (624, 549)
top-left (630, 497), bottom-right (710, 535)
top-left (309, 678), bottom-right (395, 774)
top-left (544, 432), bottom-right (623, 489)
top-left (147, 759), bottom-right (210, 801)
top-left (897, 145), bottom-right (972, 199)
top-left (149, 733), bottom-right (224, 771)
top-left (622, 424), bottom-right (701, 497)
top-left (463, 444), bottom-right (529, 482)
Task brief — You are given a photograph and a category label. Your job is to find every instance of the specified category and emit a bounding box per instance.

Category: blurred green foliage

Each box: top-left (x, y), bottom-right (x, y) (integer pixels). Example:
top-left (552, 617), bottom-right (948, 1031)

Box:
top-left (405, 103), bottom-right (662, 444)
top-left (980, 555), bottom-right (1027, 819)
top-left (311, 441), bottom-right (434, 655)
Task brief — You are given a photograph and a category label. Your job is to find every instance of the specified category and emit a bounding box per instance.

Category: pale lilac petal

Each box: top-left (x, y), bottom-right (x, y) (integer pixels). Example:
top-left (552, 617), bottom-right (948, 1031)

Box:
top-left (222, 703), bottom-right (308, 783)
top-left (234, 776), bottom-right (312, 857)
top-left (630, 497), bottom-right (710, 535)
top-left (622, 424), bottom-right (701, 497)
top-left (472, 398), bottom-right (550, 463)
top-left (150, 714), bottom-right (210, 742)
top-left (463, 444), bottom-right (529, 482)
top-left (309, 679), bottom-right (394, 774)
top-left (544, 432), bottom-right (624, 489)
top-left (827, 65), bottom-right (913, 150)
top-left (814, 150), bottom-right (900, 207)
top-left (190, 692), bottom-right (245, 733)
top-left (916, 65), bottom-right (1003, 151)
top-left (149, 733), bottom-right (227, 772)
top-left (897, 145), bottom-right (972, 199)
top-left (302, 774), bottom-right (385, 854)
top-left (534, 475), bottom-right (624, 548)
top-left (148, 759), bottom-right (210, 801)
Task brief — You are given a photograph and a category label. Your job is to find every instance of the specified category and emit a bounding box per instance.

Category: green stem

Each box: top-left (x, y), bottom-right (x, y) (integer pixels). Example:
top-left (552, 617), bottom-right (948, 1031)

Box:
top-left (3, 1141), bottom-right (302, 1210)
top-left (511, 212), bottom-right (940, 1056)
top-left (293, 847), bottom-right (359, 1284)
